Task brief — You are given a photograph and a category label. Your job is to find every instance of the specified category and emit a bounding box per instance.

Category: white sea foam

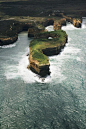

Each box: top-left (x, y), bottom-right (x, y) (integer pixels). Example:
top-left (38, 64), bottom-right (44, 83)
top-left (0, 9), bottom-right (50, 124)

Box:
top-left (77, 57), bottom-right (81, 61)
top-left (45, 25), bottom-right (54, 31)
top-left (68, 37), bottom-right (71, 42)
top-left (49, 55), bottom-right (67, 82)
top-left (5, 53), bottom-right (50, 83)
top-left (5, 66), bottom-right (19, 79)
top-left (48, 43), bottom-right (81, 82)
top-left (17, 55), bottom-right (36, 83)
top-left (62, 23), bottom-right (78, 30)
top-left (82, 17), bottom-right (86, 28)
top-left (0, 43), bottom-right (16, 49)
top-left (18, 54), bottom-right (52, 83)
top-left (62, 47), bottom-right (81, 55)
top-left (5, 54), bottom-right (35, 83)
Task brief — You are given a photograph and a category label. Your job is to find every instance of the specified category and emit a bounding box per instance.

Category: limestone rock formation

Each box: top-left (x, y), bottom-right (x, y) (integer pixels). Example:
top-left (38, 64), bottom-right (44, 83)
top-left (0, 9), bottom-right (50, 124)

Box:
top-left (0, 20), bottom-right (35, 46)
top-left (28, 30), bottom-right (68, 77)
top-left (0, 35), bottom-right (18, 46)
top-left (28, 49), bottom-right (50, 77)
top-left (53, 23), bottom-right (61, 30)
top-left (28, 27), bottom-right (44, 37)
top-left (59, 18), bottom-right (66, 26)
top-left (41, 18), bottom-right (54, 27)
top-left (72, 18), bottom-right (81, 28)
top-left (53, 18), bottom-right (66, 30)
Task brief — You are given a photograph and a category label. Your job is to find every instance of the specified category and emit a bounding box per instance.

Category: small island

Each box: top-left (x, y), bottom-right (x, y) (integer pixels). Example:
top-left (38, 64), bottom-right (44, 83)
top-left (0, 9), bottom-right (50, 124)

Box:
top-left (28, 30), bottom-right (68, 77)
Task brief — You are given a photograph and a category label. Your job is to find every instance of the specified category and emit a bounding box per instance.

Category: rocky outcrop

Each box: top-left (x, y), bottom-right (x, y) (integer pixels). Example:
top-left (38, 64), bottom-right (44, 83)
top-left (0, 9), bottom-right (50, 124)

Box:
top-left (53, 23), bottom-right (61, 30)
top-left (0, 35), bottom-right (18, 46)
top-left (71, 18), bottom-right (81, 28)
top-left (28, 48), bottom-right (50, 77)
top-left (28, 30), bottom-right (68, 77)
top-left (41, 19), bottom-right (54, 27)
top-left (53, 18), bottom-right (66, 30)
top-left (28, 27), bottom-right (44, 37)
top-left (61, 13), bottom-right (82, 28)
top-left (59, 18), bottom-right (66, 26)
top-left (34, 31), bottom-right (59, 39)
top-left (0, 20), bottom-right (37, 46)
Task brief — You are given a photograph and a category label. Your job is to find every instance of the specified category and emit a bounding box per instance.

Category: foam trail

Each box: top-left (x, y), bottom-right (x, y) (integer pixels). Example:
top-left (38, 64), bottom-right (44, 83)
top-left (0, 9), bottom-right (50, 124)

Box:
top-left (0, 43), bottom-right (16, 48)
top-left (82, 17), bottom-right (86, 28)
top-left (68, 37), bottom-right (71, 42)
top-left (62, 23), bottom-right (78, 30)
top-left (18, 55), bottom-right (36, 83)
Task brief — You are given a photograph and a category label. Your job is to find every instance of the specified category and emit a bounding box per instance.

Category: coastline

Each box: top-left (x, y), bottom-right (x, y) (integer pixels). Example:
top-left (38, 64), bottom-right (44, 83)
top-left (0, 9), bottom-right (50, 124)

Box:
top-left (0, 15), bottom-right (81, 77)
top-left (0, 0), bottom-right (84, 76)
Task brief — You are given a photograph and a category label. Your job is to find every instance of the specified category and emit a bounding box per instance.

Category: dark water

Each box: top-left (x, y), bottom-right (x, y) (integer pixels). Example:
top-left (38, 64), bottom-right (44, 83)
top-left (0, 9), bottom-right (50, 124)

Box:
top-left (0, 21), bottom-right (86, 129)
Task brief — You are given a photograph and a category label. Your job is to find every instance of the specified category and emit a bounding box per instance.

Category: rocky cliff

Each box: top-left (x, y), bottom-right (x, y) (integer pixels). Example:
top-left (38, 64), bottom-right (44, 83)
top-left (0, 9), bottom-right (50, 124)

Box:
top-left (28, 48), bottom-right (50, 77)
top-left (28, 27), bottom-right (44, 37)
top-left (71, 18), bottom-right (81, 28)
top-left (0, 20), bottom-right (35, 46)
top-left (0, 35), bottom-right (18, 46)
top-left (0, 14), bottom-right (82, 46)
top-left (53, 18), bottom-right (66, 30)
top-left (28, 30), bottom-right (68, 77)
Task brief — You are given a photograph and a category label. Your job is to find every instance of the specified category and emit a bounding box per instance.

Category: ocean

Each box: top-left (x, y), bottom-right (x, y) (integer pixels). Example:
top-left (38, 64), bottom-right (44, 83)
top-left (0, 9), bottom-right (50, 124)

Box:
top-left (0, 19), bottom-right (86, 129)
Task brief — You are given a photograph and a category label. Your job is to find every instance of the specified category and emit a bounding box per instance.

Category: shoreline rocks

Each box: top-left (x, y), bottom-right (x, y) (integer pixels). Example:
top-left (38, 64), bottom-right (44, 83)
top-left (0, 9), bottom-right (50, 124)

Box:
top-left (0, 35), bottom-right (18, 46)
top-left (54, 18), bottom-right (66, 30)
top-left (71, 18), bottom-right (81, 28)
top-left (0, 15), bottom-right (82, 46)
top-left (28, 27), bottom-right (44, 37)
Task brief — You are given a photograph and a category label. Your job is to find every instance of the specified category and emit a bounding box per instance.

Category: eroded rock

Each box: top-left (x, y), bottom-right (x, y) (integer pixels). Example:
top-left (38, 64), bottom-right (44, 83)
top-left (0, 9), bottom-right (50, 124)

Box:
top-left (53, 18), bottom-right (66, 30)
top-left (72, 18), bottom-right (81, 28)
top-left (28, 30), bottom-right (68, 77)
top-left (28, 27), bottom-right (44, 37)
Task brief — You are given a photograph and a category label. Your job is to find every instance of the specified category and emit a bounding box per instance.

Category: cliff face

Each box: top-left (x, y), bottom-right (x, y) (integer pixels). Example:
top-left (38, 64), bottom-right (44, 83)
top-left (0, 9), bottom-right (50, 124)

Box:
top-left (0, 20), bottom-right (36, 46)
top-left (41, 19), bottom-right (54, 27)
top-left (0, 35), bottom-right (18, 46)
top-left (28, 27), bottom-right (44, 37)
top-left (28, 49), bottom-right (50, 77)
top-left (72, 18), bottom-right (81, 28)
top-left (53, 18), bottom-right (66, 30)
top-left (61, 14), bottom-right (82, 28)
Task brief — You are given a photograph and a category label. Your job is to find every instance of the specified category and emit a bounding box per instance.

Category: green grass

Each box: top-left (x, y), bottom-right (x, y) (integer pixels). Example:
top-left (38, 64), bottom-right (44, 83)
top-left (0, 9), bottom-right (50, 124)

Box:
top-left (31, 50), bottom-right (49, 64)
top-left (30, 30), bottom-right (67, 65)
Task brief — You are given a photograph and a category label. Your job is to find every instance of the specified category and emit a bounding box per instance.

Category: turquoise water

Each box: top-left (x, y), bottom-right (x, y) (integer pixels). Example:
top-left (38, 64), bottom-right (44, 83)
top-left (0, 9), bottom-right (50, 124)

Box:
top-left (0, 22), bottom-right (86, 129)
